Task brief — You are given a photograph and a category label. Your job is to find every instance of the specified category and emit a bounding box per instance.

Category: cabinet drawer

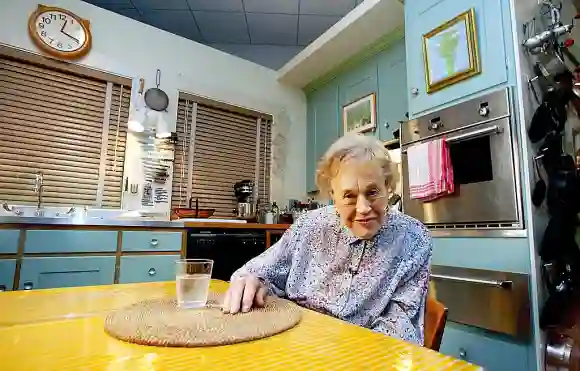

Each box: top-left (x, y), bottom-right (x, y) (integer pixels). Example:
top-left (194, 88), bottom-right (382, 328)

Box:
top-left (0, 259), bottom-right (16, 291)
top-left (19, 256), bottom-right (115, 290)
top-left (0, 230), bottom-right (20, 254)
top-left (24, 230), bottom-right (117, 253)
top-left (440, 322), bottom-right (529, 371)
top-left (122, 231), bottom-right (182, 252)
top-left (119, 255), bottom-right (180, 284)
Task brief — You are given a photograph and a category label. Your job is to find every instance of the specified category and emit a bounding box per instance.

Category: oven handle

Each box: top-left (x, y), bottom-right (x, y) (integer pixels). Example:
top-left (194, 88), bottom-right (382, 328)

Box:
top-left (431, 273), bottom-right (513, 289)
top-left (446, 125), bottom-right (503, 143)
top-left (401, 125), bottom-right (503, 153)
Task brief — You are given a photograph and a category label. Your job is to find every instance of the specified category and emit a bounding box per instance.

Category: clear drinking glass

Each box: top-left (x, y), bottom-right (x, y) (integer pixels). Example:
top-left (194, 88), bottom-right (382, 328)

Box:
top-left (175, 259), bottom-right (214, 309)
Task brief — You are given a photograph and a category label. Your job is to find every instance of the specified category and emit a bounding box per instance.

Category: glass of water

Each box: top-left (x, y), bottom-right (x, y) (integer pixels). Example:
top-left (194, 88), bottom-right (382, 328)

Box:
top-left (175, 259), bottom-right (213, 309)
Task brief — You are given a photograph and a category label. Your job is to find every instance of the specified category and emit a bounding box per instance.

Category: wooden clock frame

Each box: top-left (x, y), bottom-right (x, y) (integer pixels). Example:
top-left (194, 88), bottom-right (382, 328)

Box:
top-left (27, 4), bottom-right (92, 60)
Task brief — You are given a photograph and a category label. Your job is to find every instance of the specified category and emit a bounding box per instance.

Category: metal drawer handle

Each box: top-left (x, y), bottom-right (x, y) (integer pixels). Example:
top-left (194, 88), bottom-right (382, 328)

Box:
top-left (0, 285), bottom-right (6, 292)
top-left (150, 239), bottom-right (159, 247)
top-left (23, 281), bottom-right (34, 290)
top-left (148, 268), bottom-right (156, 276)
top-left (431, 274), bottom-right (512, 288)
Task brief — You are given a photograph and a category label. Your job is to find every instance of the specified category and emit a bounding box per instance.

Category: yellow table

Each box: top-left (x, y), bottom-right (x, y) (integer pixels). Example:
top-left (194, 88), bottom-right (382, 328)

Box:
top-left (0, 281), bottom-right (481, 371)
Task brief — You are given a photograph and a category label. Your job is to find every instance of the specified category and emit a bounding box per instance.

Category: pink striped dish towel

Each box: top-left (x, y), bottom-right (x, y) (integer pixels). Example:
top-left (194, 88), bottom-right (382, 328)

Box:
top-left (408, 138), bottom-right (454, 200)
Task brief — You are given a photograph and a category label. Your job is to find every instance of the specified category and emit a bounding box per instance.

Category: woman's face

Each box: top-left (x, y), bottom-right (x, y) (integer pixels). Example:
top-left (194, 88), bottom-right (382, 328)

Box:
top-left (330, 159), bottom-right (389, 239)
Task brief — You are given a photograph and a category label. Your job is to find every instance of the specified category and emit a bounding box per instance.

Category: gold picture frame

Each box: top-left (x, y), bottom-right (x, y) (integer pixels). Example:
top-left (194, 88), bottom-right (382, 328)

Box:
top-left (342, 93), bottom-right (377, 135)
top-left (422, 8), bottom-right (480, 94)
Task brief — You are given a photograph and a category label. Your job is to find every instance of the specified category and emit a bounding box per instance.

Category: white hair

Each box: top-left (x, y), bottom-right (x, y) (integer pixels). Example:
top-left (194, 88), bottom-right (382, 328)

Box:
top-left (315, 133), bottom-right (395, 196)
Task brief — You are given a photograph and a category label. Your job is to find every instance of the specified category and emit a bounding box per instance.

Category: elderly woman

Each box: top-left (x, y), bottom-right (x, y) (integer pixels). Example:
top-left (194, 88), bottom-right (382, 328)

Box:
top-left (223, 134), bottom-right (433, 345)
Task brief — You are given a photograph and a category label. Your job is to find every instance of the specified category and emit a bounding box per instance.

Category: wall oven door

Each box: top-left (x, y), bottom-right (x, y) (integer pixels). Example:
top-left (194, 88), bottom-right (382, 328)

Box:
top-left (401, 89), bottom-right (522, 228)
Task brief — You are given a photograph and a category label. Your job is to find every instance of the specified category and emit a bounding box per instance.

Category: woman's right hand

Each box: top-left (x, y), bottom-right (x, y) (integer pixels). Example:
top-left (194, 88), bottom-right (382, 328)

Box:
top-left (222, 274), bottom-right (268, 314)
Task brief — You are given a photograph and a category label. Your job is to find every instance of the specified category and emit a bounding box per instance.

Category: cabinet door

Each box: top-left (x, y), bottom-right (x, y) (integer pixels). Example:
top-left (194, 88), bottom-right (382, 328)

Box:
top-left (377, 39), bottom-right (408, 141)
top-left (119, 255), bottom-right (180, 284)
top-left (405, 0), bottom-right (508, 117)
top-left (0, 259), bottom-right (16, 291)
top-left (313, 81), bottom-right (340, 167)
top-left (440, 322), bottom-right (529, 371)
top-left (0, 230), bottom-right (20, 254)
top-left (19, 256), bottom-right (115, 290)
top-left (339, 58), bottom-right (378, 137)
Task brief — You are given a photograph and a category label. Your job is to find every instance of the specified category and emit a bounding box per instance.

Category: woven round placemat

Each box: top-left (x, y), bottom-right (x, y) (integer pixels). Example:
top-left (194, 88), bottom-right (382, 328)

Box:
top-left (104, 292), bottom-right (302, 347)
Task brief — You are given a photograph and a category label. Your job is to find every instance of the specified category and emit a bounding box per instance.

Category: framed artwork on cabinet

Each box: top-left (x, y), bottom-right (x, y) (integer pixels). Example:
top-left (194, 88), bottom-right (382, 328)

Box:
top-left (422, 8), bottom-right (481, 94)
top-left (342, 93), bottom-right (377, 135)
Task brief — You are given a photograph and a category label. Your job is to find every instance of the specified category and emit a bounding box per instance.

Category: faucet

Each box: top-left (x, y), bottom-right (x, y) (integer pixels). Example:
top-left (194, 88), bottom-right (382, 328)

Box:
top-left (2, 202), bottom-right (23, 216)
top-left (33, 171), bottom-right (44, 216)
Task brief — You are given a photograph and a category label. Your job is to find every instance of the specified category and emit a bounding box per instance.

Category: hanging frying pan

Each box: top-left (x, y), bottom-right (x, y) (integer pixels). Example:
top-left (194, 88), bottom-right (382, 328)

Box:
top-left (144, 69), bottom-right (169, 111)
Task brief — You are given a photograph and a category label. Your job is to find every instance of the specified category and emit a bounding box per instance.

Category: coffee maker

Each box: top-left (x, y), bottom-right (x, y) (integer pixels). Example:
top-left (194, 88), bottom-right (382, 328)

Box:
top-left (233, 180), bottom-right (255, 219)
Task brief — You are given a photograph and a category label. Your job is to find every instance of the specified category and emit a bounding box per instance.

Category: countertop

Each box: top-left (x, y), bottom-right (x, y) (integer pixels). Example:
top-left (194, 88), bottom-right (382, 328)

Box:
top-left (0, 216), bottom-right (290, 230)
top-left (0, 281), bottom-right (481, 371)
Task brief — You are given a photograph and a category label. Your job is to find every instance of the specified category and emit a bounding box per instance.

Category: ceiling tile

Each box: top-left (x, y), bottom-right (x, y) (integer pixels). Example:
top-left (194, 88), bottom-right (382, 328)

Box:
top-left (298, 14), bottom-right (341, 46)
top-left (243, 0), bottom-right (299, 14)
top-left (112, 7), bottom-right (142, 20)
top-left (83, 0), bottom-right (133, 5)
top-left (193, 11), bottom-right (249, 43)
top-left (247, 13), bottom-right (297, 45)
top-left (187, 0), bottom-right (243, 12)
top-left (141, 10), bottom-right (202, 41)
top-left (300, 0), bottom-right (357, 16)
top-left (132, 0), bottom-right (189, 10)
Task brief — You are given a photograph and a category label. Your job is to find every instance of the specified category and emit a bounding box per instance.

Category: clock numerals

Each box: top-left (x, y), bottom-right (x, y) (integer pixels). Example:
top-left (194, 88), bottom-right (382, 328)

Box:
top-left (59, 14), bottom-right (66, 21)
top-left (41, 30), bottom-right (47, 37)
top-left (50, 13), bottom-right (57, 20)
top-left (57, 42), bottom-right (63, 49)
top-left (42, 16), bottom-right (51, 24)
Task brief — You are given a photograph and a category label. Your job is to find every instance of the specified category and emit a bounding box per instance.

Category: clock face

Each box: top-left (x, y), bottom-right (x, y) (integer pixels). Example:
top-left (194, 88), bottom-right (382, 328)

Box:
top-left (34, 10), bottom-right (87, 53)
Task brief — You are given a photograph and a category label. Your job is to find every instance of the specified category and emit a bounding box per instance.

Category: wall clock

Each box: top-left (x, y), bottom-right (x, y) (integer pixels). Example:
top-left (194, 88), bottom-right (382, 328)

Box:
top-left (28, 4), bottom-right (92, 60)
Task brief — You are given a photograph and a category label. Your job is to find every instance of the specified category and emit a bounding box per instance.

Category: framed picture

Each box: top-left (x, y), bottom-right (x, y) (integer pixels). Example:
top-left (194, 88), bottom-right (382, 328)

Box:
top-left (342, 93), bottom-right (377, 135)
top-left (422, 8), bottom-right (480, 94)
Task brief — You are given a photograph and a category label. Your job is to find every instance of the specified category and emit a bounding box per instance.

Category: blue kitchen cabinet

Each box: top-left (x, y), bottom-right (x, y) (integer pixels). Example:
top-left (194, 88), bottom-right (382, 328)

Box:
top-left (377, 39), bottom-right (408, 141)
top-left (0, 259), bottom-right (16, 291)
top-left (19, 256), bottom-right (115, 290)
top-left (338, 57), bottom-right (378, 137)
top-left (405, 0), bottom-right (509, 117)
top-left (118, 255), bottom-right (180, 284)
top-left (440, 322), bottom-right (530, 371)
top-left (306, 100), bottom-right (317, 192)
top-left (122, 231), bottom-right (182, 252)
top-left (306, 80), bottom-right (340, 192)
top-left (0, 229), bottom-right (20, 254)
top-left (24, 230), bottom-right (118, 253)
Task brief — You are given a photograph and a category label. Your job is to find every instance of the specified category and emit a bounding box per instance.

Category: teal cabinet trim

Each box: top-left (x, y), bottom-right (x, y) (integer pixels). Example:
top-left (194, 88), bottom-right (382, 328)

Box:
top-left (119, 255), bottom-right (180, 284)
top-left (122, 231), bottom-right (182, 252)
top-left (0, 230), bottom-right (19, 254)
top-left (24, 230), bottom-right (117, 253)
top-left (432, 237), bottom-right (531, 274)
top-left (440, 322), bottom-right (530, 371)
top-left (405, 0), bottom-right (509, 118)
top-left (0, 259), bottom-right (16, 291)
top-left (19, 256), bottom-right (115, 290)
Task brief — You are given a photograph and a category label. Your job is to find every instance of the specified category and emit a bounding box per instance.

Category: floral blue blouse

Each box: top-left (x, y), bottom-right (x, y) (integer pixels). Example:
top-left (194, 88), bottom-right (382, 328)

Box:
top-left (232, 206), bottom-right (433, 345)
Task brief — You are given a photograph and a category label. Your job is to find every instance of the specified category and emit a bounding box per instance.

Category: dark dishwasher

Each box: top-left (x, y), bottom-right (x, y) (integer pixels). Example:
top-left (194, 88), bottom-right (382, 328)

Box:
top-left (186, 228), bottom-right (266, 281)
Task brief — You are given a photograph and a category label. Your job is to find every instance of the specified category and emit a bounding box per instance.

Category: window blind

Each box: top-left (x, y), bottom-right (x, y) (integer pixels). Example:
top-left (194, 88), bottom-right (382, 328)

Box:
top-left (172, 97), bottom-right (272, 217)
top-left (0, 56), bottom-right (130, 207)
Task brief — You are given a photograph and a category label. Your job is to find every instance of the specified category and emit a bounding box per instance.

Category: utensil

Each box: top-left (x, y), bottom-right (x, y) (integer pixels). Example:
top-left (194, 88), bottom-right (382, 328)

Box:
top-left (144, 69), bottom-right (169, 112)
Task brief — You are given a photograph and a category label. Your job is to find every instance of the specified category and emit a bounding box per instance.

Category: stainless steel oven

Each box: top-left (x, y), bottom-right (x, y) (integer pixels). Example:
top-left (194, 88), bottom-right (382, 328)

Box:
top-left (400, 88), bottom-right (523, 229)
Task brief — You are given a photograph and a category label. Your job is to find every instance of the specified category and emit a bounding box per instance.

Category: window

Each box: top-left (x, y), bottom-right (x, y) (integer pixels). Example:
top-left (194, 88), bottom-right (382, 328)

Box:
top-left (172, 95), bottom-right (272, 217)
top-left (0, 54), bottom-right (130, 208)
